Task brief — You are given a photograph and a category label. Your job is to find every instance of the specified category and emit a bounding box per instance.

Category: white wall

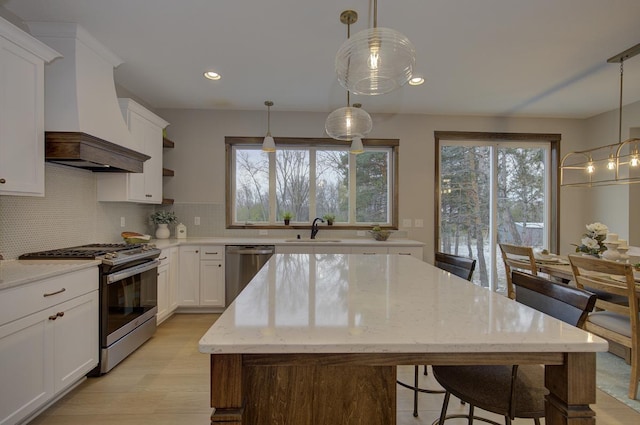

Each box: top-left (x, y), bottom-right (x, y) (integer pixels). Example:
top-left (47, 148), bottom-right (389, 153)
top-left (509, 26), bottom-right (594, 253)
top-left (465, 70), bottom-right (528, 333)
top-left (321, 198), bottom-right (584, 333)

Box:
top-left (158, 108), bottom-right (588, 261)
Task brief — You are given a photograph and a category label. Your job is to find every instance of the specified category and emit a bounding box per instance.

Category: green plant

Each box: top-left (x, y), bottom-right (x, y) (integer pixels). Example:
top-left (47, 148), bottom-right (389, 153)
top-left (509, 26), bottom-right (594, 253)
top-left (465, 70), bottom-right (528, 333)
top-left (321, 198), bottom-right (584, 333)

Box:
top-left (323, 214), bottom-right (335, 224)
top-left (282, 211), bottom-right (293, 220)
top-left (150, 210), bottom-right (178, 224)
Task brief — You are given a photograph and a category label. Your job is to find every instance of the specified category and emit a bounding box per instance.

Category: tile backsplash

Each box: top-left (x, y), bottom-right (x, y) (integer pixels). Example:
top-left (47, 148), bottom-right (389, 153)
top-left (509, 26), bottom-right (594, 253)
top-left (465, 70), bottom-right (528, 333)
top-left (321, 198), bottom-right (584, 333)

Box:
top-left (0, 164), bottom-right (153, 259)
top-left (0, 164), bottom-right (404, 259)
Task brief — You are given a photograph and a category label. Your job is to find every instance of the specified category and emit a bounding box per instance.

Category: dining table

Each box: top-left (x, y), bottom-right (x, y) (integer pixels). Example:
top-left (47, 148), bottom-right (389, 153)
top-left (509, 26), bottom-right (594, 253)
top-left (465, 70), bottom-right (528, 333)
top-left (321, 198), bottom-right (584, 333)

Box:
top-left (199, 253), bottom-right (608, 425)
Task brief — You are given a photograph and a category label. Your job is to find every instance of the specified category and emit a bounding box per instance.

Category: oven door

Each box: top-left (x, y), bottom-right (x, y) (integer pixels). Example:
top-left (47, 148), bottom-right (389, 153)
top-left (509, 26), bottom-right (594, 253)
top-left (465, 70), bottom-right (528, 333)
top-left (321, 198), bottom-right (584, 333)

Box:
top-left (102, 259), bottom-right (159, 347)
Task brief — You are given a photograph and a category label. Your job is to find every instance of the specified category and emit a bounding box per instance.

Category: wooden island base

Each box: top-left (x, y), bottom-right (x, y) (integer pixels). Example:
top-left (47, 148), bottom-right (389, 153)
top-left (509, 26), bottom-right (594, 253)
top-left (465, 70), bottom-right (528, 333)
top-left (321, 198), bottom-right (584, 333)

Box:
top-left (209, 352), bottom-right (597, 425)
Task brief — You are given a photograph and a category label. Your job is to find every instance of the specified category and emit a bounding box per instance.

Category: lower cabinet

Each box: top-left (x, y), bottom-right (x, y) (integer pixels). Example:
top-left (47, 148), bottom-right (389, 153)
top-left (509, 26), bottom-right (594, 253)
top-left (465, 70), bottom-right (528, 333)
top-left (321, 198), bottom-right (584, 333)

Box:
top-left (177, 246), bottom-right (225, 309)
top-left (0, 268), bottom-right (99, 425)
top-left (156, 247), bottom-right (178, 324)
top-left (276, 245), bottom-right (423, 259)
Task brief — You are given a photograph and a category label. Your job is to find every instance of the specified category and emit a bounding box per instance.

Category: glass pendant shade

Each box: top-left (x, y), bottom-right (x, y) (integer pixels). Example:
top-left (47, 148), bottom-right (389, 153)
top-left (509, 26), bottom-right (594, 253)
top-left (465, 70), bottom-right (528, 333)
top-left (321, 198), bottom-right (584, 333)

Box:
top-left (350, 136), bottom-right (364, 154)
top-left (262, 134), bottom-right (276, 152)
top-left (336, 27), bottom-right (416, 95)
top-left (325, 106), bottom-right (372, 140)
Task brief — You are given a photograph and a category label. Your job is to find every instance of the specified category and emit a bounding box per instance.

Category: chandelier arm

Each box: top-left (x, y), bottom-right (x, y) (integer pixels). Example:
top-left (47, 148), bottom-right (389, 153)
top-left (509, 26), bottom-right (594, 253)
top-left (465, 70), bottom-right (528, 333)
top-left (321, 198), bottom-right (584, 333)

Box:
top-left (618, 60), bottom-right (623, 144)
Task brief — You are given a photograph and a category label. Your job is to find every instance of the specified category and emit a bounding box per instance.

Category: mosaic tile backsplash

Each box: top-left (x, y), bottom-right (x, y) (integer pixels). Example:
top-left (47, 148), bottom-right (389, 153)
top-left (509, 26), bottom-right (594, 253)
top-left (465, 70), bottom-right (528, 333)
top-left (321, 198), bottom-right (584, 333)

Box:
top-left (1, 164), bottom-right (403, 259)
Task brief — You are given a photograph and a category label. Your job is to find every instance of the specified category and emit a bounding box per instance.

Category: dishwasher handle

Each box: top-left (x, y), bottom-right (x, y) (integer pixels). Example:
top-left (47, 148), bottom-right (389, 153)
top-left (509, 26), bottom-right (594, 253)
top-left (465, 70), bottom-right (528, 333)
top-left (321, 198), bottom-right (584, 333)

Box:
top-left (227, 247), bottom-right (274, 255)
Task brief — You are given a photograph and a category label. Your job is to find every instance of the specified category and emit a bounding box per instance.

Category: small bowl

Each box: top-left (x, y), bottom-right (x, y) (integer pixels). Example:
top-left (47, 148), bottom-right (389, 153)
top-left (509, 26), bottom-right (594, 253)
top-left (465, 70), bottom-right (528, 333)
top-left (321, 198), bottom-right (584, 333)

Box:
top-left (369, 230), bottom-right (391, 241)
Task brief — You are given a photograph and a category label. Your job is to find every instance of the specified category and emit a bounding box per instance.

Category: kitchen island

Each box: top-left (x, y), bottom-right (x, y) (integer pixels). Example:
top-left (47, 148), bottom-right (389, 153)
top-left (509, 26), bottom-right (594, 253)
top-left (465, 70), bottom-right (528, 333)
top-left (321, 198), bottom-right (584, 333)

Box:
top-left (199, 254), bottom-right (608, 424)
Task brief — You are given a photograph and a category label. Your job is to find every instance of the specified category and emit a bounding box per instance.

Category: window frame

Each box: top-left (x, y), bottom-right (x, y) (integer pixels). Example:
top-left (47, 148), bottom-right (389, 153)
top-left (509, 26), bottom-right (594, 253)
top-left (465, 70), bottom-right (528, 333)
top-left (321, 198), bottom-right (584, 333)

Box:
top-left (434, 130), bottom-right (561, 258)
top-left (225, 137), bottom-right (399, 230)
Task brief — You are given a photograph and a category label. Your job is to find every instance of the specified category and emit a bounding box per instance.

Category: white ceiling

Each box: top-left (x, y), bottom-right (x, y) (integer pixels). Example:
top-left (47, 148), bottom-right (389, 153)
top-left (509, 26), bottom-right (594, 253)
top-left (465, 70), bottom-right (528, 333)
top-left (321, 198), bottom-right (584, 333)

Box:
top-left (4, 0), bottom-right (640, 119)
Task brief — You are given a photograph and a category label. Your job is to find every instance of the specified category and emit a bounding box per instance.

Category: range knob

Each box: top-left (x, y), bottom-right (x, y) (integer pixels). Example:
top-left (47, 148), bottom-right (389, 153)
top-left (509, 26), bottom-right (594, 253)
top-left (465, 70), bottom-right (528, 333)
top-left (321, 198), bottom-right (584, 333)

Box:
top-left (105, 252), bottom-right (119, 259)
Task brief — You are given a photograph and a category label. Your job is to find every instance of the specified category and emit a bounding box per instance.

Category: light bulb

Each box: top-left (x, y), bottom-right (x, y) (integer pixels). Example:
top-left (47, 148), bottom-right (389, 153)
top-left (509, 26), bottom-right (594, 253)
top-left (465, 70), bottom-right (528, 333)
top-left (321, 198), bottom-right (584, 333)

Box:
top-left (368, 50), bottom-right (380, 70)
top-left (607, 155), bottom-right (616, 170)
top-left (631, 156), bottom-right (639, 167)
top-left (587, 162), bottom-right (595, 174)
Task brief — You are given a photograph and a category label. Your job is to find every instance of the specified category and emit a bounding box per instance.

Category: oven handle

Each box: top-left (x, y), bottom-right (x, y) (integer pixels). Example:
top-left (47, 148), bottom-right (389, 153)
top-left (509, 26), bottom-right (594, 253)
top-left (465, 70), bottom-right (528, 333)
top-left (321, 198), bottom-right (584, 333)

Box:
top-left (107, 260), bottom-right (160, 284)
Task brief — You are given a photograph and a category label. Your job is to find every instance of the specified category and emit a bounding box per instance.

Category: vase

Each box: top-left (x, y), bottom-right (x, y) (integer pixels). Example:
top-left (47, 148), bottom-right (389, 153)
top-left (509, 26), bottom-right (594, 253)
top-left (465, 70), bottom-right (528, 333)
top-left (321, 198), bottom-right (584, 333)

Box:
top-left (601, 242), bottom-right (621, 261)
top-left (155, 223), bottom-right (170, 239)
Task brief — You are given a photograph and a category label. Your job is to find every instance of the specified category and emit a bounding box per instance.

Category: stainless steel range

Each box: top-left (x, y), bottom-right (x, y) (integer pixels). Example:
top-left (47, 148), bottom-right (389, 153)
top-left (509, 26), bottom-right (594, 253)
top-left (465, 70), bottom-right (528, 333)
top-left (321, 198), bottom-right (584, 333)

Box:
top-left (20, 243), bottom-right (161, 374)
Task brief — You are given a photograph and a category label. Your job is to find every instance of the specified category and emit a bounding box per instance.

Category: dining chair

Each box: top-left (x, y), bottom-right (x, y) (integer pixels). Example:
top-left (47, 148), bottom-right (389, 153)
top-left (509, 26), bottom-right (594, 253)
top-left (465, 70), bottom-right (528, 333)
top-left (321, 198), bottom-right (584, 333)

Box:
top-left (568, 254), bottom-right (640, 399)
top-left (499, 243), bottom-right (537, 299)
top-left (397, 252), bottom-right (476, 418)
top-left (432, 271), bottom-right (597, 425)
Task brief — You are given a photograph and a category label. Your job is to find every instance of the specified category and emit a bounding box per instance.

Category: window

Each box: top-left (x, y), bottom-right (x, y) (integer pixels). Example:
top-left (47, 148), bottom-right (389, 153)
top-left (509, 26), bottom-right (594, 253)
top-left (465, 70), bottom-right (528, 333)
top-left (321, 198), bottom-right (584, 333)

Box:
top-left (435, 131), bottom-right (560, 293)
top-left (226, 137), bottom-right (399, 228)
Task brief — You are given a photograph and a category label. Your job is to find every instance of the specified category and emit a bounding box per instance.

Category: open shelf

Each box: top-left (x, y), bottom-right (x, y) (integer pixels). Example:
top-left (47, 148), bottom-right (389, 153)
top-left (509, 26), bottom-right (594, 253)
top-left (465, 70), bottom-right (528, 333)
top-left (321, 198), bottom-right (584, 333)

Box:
top-left (161, 198), bottom-right (174, 205)
top-left (162, 168), bottom-right (174, 176)
top-left (163, 137), bottom-right (175, 148)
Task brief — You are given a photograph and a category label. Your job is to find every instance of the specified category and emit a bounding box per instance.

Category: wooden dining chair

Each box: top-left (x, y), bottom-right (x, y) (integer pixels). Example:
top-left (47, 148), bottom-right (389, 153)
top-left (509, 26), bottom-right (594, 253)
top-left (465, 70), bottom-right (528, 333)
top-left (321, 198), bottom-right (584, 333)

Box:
top-left (432, 271), bottom-right (597, 424)
top-left (397, 252), bottom-right (476, 418)
top-left (568, 254), bottom-right (640, 399)
top-left (499, 243), bottom-right (537, 299)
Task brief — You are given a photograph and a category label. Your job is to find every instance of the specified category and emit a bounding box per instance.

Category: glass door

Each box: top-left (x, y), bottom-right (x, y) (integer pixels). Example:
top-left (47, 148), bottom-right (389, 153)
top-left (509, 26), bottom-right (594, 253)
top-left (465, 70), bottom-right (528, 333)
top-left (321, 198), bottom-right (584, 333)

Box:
top-left (438, 139), bottom-right (551, 294)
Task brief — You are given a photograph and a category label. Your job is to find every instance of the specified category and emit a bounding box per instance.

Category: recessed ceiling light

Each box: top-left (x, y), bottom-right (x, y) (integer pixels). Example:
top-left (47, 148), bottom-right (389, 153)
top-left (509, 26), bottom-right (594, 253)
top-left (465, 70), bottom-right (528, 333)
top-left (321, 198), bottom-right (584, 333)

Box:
top-left (408, 76), bottom-right (424, 86)
top-left (203, 71), bottom-right (221, 80)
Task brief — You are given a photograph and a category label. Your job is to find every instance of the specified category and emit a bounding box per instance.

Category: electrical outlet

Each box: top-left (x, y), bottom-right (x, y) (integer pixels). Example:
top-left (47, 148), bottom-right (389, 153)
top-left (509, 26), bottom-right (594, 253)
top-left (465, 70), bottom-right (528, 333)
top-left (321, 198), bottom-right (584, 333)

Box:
top-left (259, 229), bottom-right (268, 236)
top-left (356, 230), bottom-right (365, 236)
top-left (402, 219), bottom-right (412, 228)
top-left (414, 219), bottom-right (424, 228)
top-left (194, 217), bottom-right (201, 225)
top-left (120, 217), bottom-right (126, 227)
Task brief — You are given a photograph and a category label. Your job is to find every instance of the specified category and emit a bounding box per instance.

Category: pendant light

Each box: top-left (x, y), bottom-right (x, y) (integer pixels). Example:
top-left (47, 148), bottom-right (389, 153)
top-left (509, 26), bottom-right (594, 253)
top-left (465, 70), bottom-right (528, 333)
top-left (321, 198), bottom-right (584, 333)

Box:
top-left (335, 0), bottom-right (416, 96)
top-left (262, 100), bottom-right (276, 152)
top-left (325, 10), bottom-right (373, 148)
top-left (560, 43), bottom-right (640, 187)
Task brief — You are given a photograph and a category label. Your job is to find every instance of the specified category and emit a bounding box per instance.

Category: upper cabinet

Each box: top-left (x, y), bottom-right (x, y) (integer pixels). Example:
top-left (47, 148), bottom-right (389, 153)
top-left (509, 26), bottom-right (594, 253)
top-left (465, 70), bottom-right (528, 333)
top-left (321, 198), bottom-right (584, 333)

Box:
top-left (0, 17), bottom-right (60, 196)
top-left (97, 99), bottom-right (169, 204)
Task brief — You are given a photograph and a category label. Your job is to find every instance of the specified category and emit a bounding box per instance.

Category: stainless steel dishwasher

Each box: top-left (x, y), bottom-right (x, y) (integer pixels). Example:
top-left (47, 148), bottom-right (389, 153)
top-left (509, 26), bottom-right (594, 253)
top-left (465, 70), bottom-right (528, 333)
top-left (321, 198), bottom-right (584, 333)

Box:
top-left (225, 245), bottom-right (274, 305)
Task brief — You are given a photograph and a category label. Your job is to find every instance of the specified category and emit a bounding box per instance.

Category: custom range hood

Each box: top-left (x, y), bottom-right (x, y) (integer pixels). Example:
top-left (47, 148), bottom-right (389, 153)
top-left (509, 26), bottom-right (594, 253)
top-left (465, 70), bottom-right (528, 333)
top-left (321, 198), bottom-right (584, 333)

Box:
top-left (27, 22), bottom-right (148, 172)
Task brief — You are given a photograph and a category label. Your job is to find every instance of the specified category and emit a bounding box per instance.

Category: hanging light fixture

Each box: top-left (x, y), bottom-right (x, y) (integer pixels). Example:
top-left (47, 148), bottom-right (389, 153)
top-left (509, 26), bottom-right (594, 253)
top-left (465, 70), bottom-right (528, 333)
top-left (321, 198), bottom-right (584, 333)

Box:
top-left (560, 43), bottom-right (640, 187)
top-left (325, 10), bottom-right (373, 149)
top-left (335, 0), bottom-right (416, 95)
top-left (262, 100), bottom-right (276, 152)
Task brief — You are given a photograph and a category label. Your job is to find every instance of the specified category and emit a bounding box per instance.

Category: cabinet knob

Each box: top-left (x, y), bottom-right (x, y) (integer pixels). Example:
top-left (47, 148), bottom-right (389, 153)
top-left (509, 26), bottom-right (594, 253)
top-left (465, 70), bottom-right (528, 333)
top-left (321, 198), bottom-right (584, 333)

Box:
top-left (218, 264), bottom-right (222, 267)
top-left (146, 194), bottom-right (152, 197)
top-left (0, 178), bottom-right (5, 184)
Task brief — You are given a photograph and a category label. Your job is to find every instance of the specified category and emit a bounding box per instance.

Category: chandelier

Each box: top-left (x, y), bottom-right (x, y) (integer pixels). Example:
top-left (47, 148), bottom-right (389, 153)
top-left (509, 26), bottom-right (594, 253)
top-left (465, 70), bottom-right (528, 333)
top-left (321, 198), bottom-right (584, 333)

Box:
top-left (561, 43), bottom-right (640, 187)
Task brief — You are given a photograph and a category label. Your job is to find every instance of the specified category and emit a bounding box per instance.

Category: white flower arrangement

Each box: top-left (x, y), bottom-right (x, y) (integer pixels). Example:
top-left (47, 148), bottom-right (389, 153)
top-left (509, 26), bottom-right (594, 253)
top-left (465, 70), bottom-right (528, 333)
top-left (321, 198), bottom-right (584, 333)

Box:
top-left (574, 222), bottom-right (608, 256)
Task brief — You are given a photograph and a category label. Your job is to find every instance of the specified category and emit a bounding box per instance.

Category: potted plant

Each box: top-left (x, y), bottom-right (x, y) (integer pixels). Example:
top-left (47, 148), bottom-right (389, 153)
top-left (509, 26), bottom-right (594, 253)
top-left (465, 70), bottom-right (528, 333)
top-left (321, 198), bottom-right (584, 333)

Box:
top-left (369, 225), bottom-right (392, 241)
top-left (323, 214), bottom-right (336, 225)
top-left (282, 211), bottom-right (293, 225)
top-left (150, 210), bottom-right (178, 239)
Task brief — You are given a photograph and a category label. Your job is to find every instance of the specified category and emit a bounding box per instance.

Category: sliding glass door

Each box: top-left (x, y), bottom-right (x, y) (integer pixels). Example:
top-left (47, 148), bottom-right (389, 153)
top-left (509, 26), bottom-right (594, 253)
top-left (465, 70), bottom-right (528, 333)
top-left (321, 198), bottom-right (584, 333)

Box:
top-left (435, 132), bottom-right (559, 294)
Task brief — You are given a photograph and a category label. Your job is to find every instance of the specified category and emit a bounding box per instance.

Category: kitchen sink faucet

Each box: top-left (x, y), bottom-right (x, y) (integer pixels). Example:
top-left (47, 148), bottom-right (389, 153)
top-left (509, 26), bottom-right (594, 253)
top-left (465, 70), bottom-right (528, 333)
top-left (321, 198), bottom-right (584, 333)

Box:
top-left (310, 217), bottom-right (325, 239)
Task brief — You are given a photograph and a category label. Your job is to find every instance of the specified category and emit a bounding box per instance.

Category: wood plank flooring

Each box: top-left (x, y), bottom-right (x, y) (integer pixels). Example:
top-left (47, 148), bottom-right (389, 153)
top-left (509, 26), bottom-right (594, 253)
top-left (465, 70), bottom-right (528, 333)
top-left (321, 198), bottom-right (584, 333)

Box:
top-left (28, 314), bottom-right (640, 425)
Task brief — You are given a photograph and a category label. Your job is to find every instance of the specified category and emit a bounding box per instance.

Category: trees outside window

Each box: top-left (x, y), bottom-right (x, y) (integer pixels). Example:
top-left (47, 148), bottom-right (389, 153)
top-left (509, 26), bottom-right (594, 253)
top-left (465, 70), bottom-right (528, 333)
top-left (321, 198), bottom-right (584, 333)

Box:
top-left (227, 137), bottom-right (398, 228)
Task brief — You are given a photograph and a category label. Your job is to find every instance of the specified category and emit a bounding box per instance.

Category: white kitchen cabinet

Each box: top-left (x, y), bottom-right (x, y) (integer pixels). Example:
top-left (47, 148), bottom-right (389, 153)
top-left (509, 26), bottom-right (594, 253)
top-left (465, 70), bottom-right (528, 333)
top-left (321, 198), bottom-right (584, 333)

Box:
top-left (0, 17), bottom-right (60, 197)
top-left (177, 246), bottom-right (225, 309)
top-left (157, 247), bottom-right (178, 324)
top-left (97, 99), bottom-right (168, 204)
top-left (200, 259), bottom-right (224, 307)
top-left (0, 267), bottom-right (98, 425)
top-left (178, 246), bottom-right (200, 306)
top-left (388, 246), bottom-right (424, 259)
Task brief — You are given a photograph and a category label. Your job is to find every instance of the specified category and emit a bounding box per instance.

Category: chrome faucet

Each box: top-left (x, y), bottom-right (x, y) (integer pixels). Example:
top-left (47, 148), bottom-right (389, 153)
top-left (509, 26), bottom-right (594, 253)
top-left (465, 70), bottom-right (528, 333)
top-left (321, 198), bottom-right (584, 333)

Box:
top-left (310, 217), bottom-right (325, 239)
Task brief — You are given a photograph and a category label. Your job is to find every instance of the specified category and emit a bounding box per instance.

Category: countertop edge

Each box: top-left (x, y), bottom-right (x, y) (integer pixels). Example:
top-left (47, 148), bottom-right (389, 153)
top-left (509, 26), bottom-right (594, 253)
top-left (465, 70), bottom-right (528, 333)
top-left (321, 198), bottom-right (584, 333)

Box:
top-left (0, 259), bottom-right (101, 291)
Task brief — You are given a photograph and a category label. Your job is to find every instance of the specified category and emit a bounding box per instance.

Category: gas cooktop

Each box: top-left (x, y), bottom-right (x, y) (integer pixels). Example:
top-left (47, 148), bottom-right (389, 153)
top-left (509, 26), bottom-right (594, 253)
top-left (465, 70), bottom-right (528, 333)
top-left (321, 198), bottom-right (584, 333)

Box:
top-left (19, 243), bottom-right (159, 266)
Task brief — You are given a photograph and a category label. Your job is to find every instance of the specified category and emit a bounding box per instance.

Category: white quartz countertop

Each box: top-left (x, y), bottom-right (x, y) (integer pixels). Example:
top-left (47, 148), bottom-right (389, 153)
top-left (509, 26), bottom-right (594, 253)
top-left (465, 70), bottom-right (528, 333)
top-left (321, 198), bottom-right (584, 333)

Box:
top-left (199, 253), bottom-right (608, 355)
top-left (153, 237), bottom-right (424, 249)
top-left (0, 259), bottom-right (101, 291)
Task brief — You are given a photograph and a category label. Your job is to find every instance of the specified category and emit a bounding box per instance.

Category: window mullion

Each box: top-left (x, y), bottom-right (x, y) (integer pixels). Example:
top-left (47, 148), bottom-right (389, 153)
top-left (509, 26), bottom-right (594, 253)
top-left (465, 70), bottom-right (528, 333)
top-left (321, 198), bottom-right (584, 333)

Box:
top-left (269, 151), bottom-right (277, 224)
top-left (309, 148), bottom-right (317, 221)
top-left (349, 154), bottom-right (357, 224)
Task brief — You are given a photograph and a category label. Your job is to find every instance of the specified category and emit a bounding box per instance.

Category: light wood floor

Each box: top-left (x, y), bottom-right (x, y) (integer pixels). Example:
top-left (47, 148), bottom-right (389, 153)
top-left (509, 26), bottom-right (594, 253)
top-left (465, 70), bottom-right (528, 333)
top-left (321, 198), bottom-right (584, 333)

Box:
top-left (29, 313), bottom-right (640, 425)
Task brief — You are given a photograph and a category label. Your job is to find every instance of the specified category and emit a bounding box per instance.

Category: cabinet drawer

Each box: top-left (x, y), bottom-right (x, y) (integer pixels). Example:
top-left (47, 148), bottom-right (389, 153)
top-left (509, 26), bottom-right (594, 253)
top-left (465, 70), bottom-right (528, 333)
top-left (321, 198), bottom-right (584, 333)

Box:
top-left (200, 246), bottom-right (223, 260)
top-left (0, 267), bottom-right (99, 326)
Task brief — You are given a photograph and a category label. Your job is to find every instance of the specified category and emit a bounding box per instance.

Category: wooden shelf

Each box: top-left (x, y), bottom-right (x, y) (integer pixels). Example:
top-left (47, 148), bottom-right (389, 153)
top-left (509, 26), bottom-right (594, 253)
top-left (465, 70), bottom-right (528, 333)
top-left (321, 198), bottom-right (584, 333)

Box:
top-left (161, 198), bottom-right (174, 205)
top-left (163, 137), bottom-right (175, 148)
top-left (162, 168), bottom-right (174, 176)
